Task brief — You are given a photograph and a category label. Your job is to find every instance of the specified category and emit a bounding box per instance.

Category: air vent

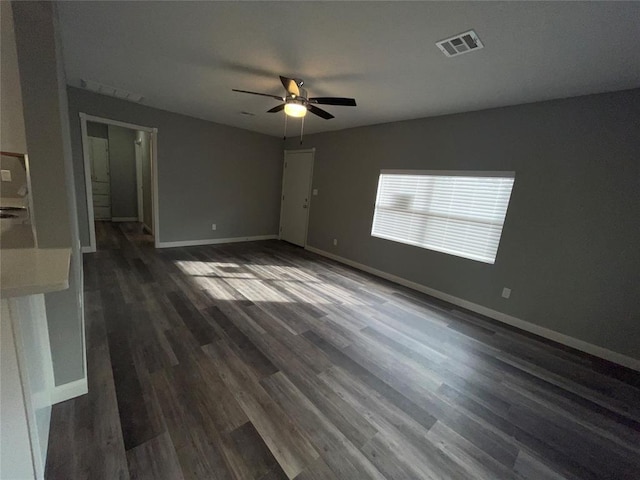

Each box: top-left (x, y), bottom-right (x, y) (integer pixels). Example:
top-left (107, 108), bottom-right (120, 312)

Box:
top-left (81, 79), bottom-right (143, 103)
top-left (436, 30), bottom-right (483, 58)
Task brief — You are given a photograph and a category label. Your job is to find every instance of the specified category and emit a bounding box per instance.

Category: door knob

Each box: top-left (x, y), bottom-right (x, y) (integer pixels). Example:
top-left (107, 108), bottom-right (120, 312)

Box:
top-left (303, 204), bottom-right (308, 209)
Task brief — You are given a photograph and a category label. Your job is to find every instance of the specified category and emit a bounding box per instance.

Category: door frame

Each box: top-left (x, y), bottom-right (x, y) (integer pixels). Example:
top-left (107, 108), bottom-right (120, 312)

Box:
top-left (80, 112), bottom-right (160, 252)
top-left (135, 139), bottom-right (143, 222)
top-left (279, 148), bottom-right (315, 247)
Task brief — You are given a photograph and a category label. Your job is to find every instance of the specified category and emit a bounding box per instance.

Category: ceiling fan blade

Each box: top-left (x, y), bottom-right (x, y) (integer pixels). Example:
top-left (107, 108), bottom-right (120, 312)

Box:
top-left (279, 76), bottom-right (300, 96)
top-left (267, 104), bottom-right (285, 113)
top-left (308, 105), bottom-right (334, 120)
top-left (309, 97), bottom-right (357, 107)
top-left (232, 89), bottom-right (284, 101)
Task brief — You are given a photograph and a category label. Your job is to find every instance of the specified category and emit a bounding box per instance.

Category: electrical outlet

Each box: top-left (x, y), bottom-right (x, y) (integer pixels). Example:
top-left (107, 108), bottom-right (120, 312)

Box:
top-left (501, 287), bottom-right (511, 299)
top-left (1, 170), bottom-right (11, 182)
top-left (312, 188), bottom-right (318, 196)
top-left (333, 238), bottom-right (338, 246)
top-left (211, 223), bottom-right (216, 231)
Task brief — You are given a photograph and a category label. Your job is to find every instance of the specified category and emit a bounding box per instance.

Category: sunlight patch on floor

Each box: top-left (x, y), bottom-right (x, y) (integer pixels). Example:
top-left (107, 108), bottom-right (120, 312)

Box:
top-left (174, 260), bottom-right (256, 279)
top-left (175, 259), bottom-right (333, 304)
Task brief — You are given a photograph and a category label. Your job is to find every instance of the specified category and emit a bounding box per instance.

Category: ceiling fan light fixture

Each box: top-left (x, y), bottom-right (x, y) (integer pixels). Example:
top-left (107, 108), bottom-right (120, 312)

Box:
top-left (284, 101), bottom-right (307, 118)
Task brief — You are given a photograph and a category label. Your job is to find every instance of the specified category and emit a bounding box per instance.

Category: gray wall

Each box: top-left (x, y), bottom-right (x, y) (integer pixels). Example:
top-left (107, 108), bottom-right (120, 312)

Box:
top-left (107, 125), bottom-right (137, 218)
top-left (287, 89), bottom-right (640, 361)
top-left (139, 131), bottom-right (152, 229)
top-left (67, 87), bottom-right (283, 245)
top-left (13, 1), bottom-right (85, 385)
top-left (0, 1), bottom-right (27, 154)
top-left (14, 3), bottom-right (71, 249)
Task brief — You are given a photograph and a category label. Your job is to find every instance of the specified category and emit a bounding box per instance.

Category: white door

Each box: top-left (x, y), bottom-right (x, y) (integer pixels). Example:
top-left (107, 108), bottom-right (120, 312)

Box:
top-left (89, 137), bottom-right (110, 220)
top-left (280, 149), bottom-right (314, 247)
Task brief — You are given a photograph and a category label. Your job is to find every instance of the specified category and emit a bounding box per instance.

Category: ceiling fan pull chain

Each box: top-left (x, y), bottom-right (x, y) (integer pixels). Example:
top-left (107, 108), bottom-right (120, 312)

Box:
top-left (300, 115), bottom-right (305, 145)
top-left (283, 113), bottom-right (288, 141)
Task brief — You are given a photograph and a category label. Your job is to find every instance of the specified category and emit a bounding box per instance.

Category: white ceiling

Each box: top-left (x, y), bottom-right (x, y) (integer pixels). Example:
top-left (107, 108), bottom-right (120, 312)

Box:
top-left (58, 1), bottom-right (640, 137)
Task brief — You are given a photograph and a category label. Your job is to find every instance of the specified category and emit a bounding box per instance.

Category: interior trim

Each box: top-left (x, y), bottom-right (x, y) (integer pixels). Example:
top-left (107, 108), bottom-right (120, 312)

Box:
top-left (51, 378), bottom-right (88, 405)
top-left (380, 169), bottom-right (515, 177)
top-left (157, 234), bottom-right (278, 249)
top-left (78, 112), bottom-right (161, 251)
top-left (305, 245), bottom-right (640, 372)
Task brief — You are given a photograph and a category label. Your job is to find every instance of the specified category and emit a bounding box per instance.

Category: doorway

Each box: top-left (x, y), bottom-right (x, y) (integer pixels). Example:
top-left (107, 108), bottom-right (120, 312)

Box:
top-left (80, 113), bottom-right (159, 252)
top-left (279, 149), bottom-right (314, 247)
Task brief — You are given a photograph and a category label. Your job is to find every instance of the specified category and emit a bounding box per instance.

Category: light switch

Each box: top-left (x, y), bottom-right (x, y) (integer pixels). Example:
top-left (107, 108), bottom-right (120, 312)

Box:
top-left (312, 189), bottom-right (318, 196)
top-left (1, 170), bottom-right (11, 182)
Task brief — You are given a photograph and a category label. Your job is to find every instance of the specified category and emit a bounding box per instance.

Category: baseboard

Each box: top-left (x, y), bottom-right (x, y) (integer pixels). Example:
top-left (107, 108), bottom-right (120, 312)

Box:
top-left (81, 245), bottom-right (95, 254)
top-left (305, 245), bottom-right (640, 372)
top-left (51, 377), bottom-right (88, 405)
top-left (111, 217), bottom-right (138, 222)
top-left (157, 234), bottom-right (278, 249)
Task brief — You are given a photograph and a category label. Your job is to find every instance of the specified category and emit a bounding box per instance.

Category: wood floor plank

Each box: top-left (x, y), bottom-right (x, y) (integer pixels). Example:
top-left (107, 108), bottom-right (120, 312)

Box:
top-left (513, 426), bottom-right (601, 480)
top-left (425, 421), bottom-right (521, 480)
top-left (47, 286), bottom-right (130, 480)
top-left (239, 303), bottom-right (333, 374)
top-left (291, 457), bottom-right (340, 480)
top-left (319, 367), bottom-right (488, 480)
top-left (102, 284), bottom-right (162, 450)
top-left (126, 432), bottom-right (184, 480)
top-left (307, 316), bottom-right (353, 349)
top-left (228, 422), bottom-right (289, 480)
top-left (319, 365), bottom-right (438, 454)
top-left (167, 290), bottom-right (221, 345)
top-left (177, 355), bottom-right (250, 435)
top-left (360, 432), bottom-right (433, 480)
top-left (150, 367), bottom-right (234, 480)
top-left (204, 340), bottom-right (320, 479)
top-left (513, 449), bottom-right (571, 480)
top-left (211, 302), bottom-right (380, 449)
top-left (361, 319), bottom-right (448, 366)
top-left (130, 343), bottom-right (168, 437)
top-left (204, 305), bottom-right (279, 379)
top-left (500, 374), bottom-right (640, 452)
top-left (508, 403), bottom-right (640, 479)
top-left (260, 371), bottom-right (386, 480)
top-left (436, 383), bottom-right (515, 437)
top-left (303, 313), bottom-right (520, 468)
top-left (302, 330), bottom-right (440, 432)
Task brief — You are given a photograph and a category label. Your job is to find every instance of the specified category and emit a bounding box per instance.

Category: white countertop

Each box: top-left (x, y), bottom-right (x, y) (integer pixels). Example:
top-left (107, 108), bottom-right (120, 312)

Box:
top-left (1, 248), bottom-right (71, 298)
top-left (0, 197), bottom-right (28, 209)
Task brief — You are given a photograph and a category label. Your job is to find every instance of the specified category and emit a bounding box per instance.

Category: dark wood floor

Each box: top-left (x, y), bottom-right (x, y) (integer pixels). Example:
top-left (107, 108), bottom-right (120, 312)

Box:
top-left (45, 222), bottom-right (640, 480)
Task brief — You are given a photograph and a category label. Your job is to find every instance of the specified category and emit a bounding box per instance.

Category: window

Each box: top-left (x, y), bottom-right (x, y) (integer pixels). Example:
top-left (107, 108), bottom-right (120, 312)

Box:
top-left (371, 170), bottom-right (515, 264)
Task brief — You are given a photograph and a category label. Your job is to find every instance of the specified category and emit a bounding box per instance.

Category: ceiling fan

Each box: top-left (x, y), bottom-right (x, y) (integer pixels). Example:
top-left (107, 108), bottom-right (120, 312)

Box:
top-left (232, 76), bottom-right (356, 120)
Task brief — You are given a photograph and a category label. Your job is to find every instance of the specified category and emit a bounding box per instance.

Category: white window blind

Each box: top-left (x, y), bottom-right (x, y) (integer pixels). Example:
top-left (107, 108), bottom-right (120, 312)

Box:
top-left (371, 171), bottom-right (515, 264)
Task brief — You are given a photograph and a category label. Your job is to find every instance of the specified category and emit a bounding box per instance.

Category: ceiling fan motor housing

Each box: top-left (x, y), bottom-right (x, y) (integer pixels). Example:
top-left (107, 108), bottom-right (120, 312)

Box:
top-left (291, 87), bottom-right (308, 102)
